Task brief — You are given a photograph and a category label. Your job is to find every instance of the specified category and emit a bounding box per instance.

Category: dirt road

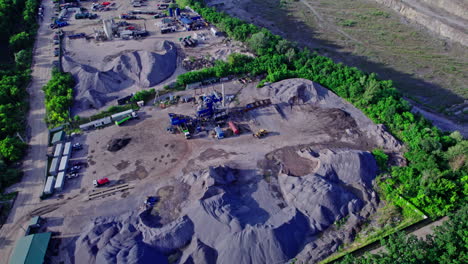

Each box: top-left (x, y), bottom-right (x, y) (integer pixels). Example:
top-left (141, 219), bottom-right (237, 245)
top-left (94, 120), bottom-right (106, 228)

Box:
top-left (368, 216), bottom-right (449, 255)
top-left (0, 2), bottom-right (56, 262)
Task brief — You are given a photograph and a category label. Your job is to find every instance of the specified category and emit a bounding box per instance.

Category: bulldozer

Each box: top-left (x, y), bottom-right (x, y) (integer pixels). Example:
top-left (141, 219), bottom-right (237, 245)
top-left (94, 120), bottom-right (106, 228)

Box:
top-left (253, 129), bottom-right (268, 139)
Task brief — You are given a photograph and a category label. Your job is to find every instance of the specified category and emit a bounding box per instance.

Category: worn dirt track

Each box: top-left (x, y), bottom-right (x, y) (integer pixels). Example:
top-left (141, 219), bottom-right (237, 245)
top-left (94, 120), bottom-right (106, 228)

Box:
top-left (0, 1), bottom-right (56, 262)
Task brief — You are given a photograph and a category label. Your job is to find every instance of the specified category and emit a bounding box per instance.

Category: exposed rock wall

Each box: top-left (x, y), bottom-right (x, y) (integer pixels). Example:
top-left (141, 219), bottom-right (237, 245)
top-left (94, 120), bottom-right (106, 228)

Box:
top-left (373, 0), bottom-right (468, 46)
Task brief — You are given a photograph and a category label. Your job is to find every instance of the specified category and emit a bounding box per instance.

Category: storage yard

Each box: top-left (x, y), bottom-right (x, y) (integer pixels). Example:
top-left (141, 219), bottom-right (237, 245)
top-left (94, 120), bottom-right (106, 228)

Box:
top-left (2, 0), bottom-right (414, 264)
top-left (51, 0), bottom-right (249, 117)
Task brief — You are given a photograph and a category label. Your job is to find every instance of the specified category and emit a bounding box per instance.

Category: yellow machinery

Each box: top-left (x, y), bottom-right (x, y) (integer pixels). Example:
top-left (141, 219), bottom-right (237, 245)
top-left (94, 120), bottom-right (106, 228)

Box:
top-left (253, 129), bottom-right (268, 138)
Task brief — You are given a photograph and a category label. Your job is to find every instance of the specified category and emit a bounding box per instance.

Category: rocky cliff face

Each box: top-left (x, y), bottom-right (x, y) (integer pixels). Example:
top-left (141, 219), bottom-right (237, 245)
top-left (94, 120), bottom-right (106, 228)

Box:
top-left (373, 0), bottom-right (468, 46)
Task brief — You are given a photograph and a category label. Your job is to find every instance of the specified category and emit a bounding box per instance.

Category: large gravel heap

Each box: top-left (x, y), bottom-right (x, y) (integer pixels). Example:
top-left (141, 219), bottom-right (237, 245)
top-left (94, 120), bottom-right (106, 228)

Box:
top-left (63, 41), bottom-right (177, 112)
top-left (75, 149), bottom-right (378, 263)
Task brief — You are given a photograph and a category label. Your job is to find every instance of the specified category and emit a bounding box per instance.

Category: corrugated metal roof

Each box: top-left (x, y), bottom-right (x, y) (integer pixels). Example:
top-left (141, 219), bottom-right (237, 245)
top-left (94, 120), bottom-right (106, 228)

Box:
top-left (9, 232), bottom-right (51, 264)
top-left (51, 131), bottom-right (65, 145)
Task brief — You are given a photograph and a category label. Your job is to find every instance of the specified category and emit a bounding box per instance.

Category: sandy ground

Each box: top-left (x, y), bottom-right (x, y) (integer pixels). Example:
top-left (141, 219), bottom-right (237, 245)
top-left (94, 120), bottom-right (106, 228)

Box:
top-left (0, 0), bottom-right (56, 261)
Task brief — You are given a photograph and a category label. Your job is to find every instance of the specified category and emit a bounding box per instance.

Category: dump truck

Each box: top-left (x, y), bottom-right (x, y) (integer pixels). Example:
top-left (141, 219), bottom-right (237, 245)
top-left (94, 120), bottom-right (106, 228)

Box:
top-left (253, 129), bottom-right (268, 138)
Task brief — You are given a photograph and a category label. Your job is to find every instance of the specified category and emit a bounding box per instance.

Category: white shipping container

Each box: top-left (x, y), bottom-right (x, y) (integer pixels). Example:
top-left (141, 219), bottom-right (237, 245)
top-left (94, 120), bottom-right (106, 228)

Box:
top-left (54, 143), bottom-right (63, 157)
top-left (49, 157), bottom-right (60, 176)
top-left (58, 155), bottom-right (69, 172)
top-left (54, 172), bottom-right (65, 191)
top-left (63, 141), bottom-right (72, 157)
top-left (44, 176), bottom-right (55, 195)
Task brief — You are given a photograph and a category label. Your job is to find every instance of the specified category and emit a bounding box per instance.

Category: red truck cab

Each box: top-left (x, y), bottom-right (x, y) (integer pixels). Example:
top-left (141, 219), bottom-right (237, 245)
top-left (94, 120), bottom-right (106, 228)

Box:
top-left (93, 178), bottom-right (110, 187)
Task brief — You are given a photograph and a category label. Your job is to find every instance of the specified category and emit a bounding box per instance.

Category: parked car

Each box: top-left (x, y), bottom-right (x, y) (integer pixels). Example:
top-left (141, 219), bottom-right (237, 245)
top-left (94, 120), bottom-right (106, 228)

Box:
top-left (72, 143), bottom-right (83, 150)
top-left (53, 48), bottom-right (60, 57)
top-left (71, 161), bottom-right (86, 167)
top-left (67, 173), bottom-right (79, 179)
top-left (93, 178), bottom-right (110, 187)
top-left (68, 165), bottom-right (81, 173)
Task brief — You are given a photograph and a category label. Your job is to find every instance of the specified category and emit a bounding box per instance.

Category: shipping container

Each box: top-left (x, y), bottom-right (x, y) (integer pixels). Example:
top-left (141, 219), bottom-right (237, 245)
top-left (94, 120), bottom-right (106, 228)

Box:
top-left (49, 157), bottom-right (60, 176)
top-left (63, 141), bottom-right (72, 157)
top-left (44, 176), bottom-right (55, 195)
top-left (54, 171), bottom-right (65, 191)
top-left (58, 155), bottom-right (69, 172)
top-left (53, 143), bottom-right (63, 157)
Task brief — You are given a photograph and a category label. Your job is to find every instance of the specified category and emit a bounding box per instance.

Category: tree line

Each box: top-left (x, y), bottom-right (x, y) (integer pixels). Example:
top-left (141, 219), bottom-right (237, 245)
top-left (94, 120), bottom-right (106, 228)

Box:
top-left (175, 0), bottom-right (467, 218)
top-left (338, 205), bottom-right (467, 264)
top-left (0, 0), bottom-right (40, 190)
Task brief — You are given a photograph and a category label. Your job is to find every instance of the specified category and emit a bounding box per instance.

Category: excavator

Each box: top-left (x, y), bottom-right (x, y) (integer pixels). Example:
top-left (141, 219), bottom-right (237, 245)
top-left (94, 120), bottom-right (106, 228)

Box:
top-left (253, 129), bottom-right (268, 139)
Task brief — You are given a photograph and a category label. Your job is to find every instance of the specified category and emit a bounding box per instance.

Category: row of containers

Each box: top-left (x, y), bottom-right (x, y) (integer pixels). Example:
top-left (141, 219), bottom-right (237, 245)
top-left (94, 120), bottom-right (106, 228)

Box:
top-left (44, 141), bottom-right (72, 195)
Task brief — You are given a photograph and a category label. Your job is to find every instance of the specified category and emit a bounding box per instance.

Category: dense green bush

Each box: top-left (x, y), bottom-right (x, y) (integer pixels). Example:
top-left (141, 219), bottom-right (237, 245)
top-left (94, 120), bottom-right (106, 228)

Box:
top-left (42, 70), bottom-right (75, 126)
top-left (130, 88), bottom-right (156, 102)
top-left (176, 0), bottom-right (467, 217)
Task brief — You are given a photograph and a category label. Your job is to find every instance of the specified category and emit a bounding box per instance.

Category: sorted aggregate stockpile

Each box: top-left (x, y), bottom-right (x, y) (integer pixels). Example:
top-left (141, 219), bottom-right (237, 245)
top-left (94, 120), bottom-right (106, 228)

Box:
top-left (75, 149), bottom-right (379, 263)
top-left (63, 41), bottom-right (177, 112)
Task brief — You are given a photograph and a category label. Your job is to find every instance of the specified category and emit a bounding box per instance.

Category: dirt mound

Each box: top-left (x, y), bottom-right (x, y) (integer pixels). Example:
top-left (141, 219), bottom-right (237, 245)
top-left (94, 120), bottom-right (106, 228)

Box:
top-left (74, 147), bottom-right (378, 264)
top-left (107, 138), bottom-right (131, 152)
top-left (63, 41), bottom-right (177, 112)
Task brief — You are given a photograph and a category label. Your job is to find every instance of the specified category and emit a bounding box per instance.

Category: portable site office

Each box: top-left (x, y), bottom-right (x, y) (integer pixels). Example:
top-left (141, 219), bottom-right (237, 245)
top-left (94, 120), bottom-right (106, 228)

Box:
top-left (63, 141), bottom-right (72, 157)
top-left (43, 176), bottom-right (55, 195)
top-left (58, 156), bottom-right (69, 172)
top-left (49, 157), bottom-right (60, 176)
top-left (54, 171), bottom-right (65, 191)
top-left (53, 143), bottom-right (63, 157)
top-left (79, 116), bottom-right (112, 130)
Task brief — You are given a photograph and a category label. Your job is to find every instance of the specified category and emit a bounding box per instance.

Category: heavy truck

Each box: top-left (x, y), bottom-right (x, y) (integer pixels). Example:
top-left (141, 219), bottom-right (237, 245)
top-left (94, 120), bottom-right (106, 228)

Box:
top-left (113, 110), bottom-right (138, 126)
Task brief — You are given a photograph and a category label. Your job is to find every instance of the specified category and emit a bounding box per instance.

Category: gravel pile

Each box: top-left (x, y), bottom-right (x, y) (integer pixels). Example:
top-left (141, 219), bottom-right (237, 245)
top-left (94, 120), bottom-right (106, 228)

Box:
top-left (63, 41), bottom-right (177, 113)
top-left (75, 148), bottom-right (378, 264)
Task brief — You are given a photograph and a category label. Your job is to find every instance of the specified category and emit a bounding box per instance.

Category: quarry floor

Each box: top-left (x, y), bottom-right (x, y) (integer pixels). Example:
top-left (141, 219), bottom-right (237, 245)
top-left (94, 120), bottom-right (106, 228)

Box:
top-left (21, 79), bottom-right (382, 262)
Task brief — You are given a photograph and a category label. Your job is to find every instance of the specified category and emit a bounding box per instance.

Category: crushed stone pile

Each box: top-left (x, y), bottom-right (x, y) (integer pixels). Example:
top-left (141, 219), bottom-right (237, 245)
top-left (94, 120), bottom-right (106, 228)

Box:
top-left (74, 147), bottom-right (378, 264)
top-left (261, 78), bottom-right (402, 152)
top-left (63, 41), bottom-right (177, 112)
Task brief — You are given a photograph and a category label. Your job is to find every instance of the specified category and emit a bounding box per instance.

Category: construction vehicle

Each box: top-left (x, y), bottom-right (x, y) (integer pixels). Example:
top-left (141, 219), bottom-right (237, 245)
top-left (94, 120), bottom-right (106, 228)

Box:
top-left (179, 124), bottom-right (191, 139)
top-left (144, 196), bottom-right (157, 209)
top-left (253, 129), bottom-right (268, 139)
top-left (93, 178), bottom-right (110, 187)
top-left (166, 126), bottom-right (176, 134)
top-left (214, 127), bottom-right (224, 139)
top-left (50, 20), bottom-right (68, 29)
top-left (114, 111), bottom-right (138, 126)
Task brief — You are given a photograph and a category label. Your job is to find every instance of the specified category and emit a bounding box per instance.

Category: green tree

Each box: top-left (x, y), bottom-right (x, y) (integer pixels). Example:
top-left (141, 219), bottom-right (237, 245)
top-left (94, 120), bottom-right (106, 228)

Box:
top-left (9, 32), bottom-right (31, 51)
top-left (14, 49), bottom-right (32, 69)
top-left (0, 136), bottom-right (26, 162)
